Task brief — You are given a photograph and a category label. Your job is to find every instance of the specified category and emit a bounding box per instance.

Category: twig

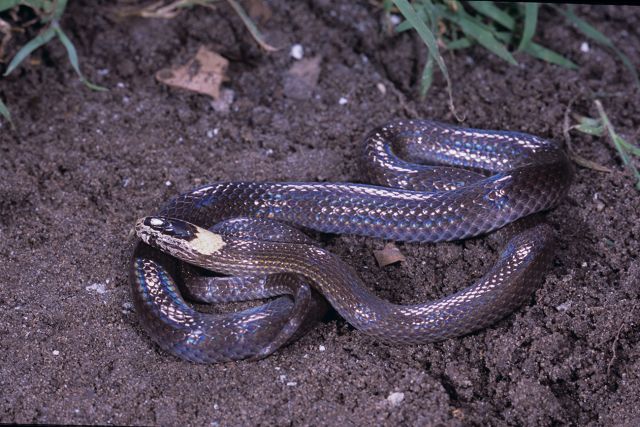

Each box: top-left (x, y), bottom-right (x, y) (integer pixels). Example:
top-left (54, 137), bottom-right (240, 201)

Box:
top-left (606, 323), bottom-right (624, 377)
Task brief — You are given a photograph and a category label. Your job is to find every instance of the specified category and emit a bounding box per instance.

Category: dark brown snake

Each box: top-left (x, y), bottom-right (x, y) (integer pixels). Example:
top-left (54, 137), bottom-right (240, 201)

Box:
top-left (130, 119), bottom-right (573, 363)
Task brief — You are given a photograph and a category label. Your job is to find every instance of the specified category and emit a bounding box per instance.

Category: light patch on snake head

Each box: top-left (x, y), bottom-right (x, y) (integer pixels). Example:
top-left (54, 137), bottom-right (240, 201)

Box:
top-left (188, 228), bottom-right (226, 256)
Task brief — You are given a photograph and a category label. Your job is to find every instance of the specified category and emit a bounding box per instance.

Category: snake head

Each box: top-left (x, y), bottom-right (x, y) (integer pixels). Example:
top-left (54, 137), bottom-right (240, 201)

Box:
top-left (137, 216), bottom-right (197, 240)
top-left (135, 216), bottom-right (226, 264)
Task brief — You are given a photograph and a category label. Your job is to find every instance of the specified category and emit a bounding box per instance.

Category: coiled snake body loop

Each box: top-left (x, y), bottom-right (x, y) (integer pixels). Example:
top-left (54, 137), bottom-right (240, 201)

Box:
top-left (131, 119), bottom-right (573, 363)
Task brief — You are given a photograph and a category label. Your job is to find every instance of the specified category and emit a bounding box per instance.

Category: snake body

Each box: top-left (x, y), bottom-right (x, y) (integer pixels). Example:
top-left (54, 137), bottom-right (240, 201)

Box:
top-left (130, 119), bottom-right (573, 363)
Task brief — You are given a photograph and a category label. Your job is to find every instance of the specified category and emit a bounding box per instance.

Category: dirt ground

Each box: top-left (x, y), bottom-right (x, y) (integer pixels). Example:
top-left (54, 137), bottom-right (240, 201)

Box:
top-left (1, 1), bottom-right (639, 425)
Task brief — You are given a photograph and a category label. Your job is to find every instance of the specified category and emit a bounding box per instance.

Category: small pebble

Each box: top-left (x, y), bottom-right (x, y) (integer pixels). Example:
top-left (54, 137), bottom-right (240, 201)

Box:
top-left (556, 301), bottom-right (572, 312)
top-left (86, 282), bottom-right (107, 294)
top-left (290, 44), bottom-right (304, 60)
top-left (165, 181), bottom-right (172, 187)
top-left (211, 89), bottom-right (234, 113)
top-left (286, 382), bottom-right (297, 387)
top-left (389, 14), bottom-right (402, 25)
top-left (593, 192), bottom-right (605, 211)
top-left (53, 350), bottom-right (60, 356)
top-left (376, 82), bottom-right (386, 95)
top-left (338, 97), bottom-right (348, 105)
top-left (387, 392), bottom-right (405, 406)
top-left (319, 345), bottom-right (326, 352)
top-left (580, 42), bottom-right (590, 53)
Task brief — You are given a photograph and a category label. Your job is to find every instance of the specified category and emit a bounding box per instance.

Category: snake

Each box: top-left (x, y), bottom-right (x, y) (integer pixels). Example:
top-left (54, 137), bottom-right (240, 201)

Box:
top-left (130, 119), bottom-right (573, 363)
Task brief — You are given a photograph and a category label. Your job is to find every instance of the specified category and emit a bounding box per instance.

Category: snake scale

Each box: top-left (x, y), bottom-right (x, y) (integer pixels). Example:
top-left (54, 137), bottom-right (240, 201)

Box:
top-left (130, 119), bottom-right (573, 363)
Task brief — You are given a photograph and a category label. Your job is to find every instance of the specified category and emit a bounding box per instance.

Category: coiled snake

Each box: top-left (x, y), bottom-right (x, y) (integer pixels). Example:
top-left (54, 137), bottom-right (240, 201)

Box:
top-left (130, 119), bottom-right (573, 363)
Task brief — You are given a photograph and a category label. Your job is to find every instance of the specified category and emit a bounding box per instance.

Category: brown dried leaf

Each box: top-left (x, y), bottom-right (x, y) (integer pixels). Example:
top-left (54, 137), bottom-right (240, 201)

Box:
top-left (247, 0), bottom-right (272, 23)
top-left (156, 46), bottom-right (229, 100)
top-left (373, 243), bottom-right (406, 267)
top-left (0, 18), bottom-right (11, 62)
top-left (283, 55), bottom-right (322, 100)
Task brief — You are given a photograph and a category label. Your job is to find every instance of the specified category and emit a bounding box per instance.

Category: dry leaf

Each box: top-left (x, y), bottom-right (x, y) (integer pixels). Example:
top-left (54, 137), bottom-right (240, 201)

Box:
top-left (156, 46), bottom-right (229, 100)
top-left (283, 55), bottom-right (322, 100)
top-left (373, 243), bottom-right (406, 267)
top-left (0, 18), bottom-right (11, 62)
top-left (247, 0), bottom-right (273, 23)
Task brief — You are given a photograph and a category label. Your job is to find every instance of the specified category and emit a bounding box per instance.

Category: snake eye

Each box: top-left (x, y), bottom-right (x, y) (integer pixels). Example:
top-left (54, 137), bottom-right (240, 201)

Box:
top-left (144, 217), bottom-right (197, 240)
top-left (145, 217), bottom-right (172, 232)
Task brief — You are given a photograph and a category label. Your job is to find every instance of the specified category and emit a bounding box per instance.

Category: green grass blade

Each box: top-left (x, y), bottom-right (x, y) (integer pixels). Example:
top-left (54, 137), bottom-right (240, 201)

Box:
top-left (419, 53), bottom-right (434, 99)
top-left (53, 24), bottom-right (107, 91)
top-left (595, 100), bottom-right (640, 189)
top-left (395, 20), bottom-right (414, 33)
top-left (455, 13), bottom-right (517, 65)
top-left (523, 42), bottom-right (578, 69)
top-left (392, 0), bottom-right (459, 118)
top-left (574, 123), bottom-right (604, 136)
top-left (560, 6), bottom-right (613, 48)
top-left (517, 3), bottom-right (538, 51)
top-left (494, 30), bottom-right (513, 44)
top-left (225, 0), bottom-right (278, 52)
top-left (467, 1), bottom-right (515, 30)
top-left (0, 96), bottom-right (13, 127)
top-left (447, 37), bottom-right (472, 50)
top-left (22, 1), bottom-right (49, 11)
top-left (393, 0), bottom-right (444, 71)
top-left (617, 138), bottom-right (640, 157)
top-left (0, 0), bottom-right (21, 13)
top-left (3, 25), bottom-right (56, 76)
top-left (576, 115), bottom-right (602, 128)
top-left (52, 0), bottom-right (68, 19)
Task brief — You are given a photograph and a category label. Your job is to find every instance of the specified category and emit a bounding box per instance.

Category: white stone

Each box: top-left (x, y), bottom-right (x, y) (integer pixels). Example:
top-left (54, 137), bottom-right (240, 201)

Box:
top-left (290, 44), bottom-right (304, 60)
top-left (387, 392), bottom-right (405, 406)
top-left (86, 282), bottom-right (107, 294)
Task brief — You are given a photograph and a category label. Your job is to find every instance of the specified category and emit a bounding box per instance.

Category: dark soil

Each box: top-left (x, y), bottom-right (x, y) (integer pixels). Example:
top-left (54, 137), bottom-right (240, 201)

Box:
top-left (1, 2), bottom-right (639, 425)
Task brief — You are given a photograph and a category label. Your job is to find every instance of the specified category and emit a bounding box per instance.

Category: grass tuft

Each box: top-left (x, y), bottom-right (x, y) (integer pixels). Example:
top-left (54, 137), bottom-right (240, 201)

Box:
top-left (1, 0), bottom-right (106, 124)
top-left (390, 1), bottom-right (636, 112)
top-left (572, 101), bottom-right (640, 190)
top-left (0, 95), bottom-right (12, 127)
top-left (123, 0), bottom-right (278, 52)
top-left (392, 0), bottom-right (460, 119)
